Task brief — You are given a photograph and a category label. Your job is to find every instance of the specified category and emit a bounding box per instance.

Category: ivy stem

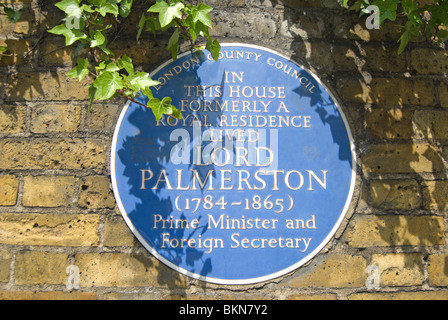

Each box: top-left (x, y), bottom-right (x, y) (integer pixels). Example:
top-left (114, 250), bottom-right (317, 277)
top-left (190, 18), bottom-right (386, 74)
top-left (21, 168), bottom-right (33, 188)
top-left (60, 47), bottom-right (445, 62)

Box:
top-left (128, 97), bottom-right (152, 109)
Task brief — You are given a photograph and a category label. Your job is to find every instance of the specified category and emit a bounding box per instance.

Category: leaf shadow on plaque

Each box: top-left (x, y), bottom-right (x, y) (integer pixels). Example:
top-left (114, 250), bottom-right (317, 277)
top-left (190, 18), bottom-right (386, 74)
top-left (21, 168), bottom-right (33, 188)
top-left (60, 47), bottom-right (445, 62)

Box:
top-left (116, 50), bottom-right (228, 282)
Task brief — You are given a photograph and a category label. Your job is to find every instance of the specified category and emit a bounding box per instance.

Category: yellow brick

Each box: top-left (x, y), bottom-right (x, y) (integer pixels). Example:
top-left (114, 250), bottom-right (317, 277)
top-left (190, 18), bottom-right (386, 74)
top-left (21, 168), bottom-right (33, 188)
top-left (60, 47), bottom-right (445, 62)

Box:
top-left (413, 110), bottom-right (448, 140)
top-left (15, 251), bottom-right (69, 285)
top-left (39, 40), bottom-right (77, 67)
top-left (338, 78), bottom-right (436, 106)
top-left (23, 175), bottom-right (75, 207)
top-left (0, 213), bottom-right (100, 246)
top-left (345, 215), bottom-right (445, 248)
top-left (350, 291), bottom-right (448, 300)
top-left (362, 143), bottom-right (444, 176)
top-left (438, 81), bottom-right (448, 108)
top-left (0, 39), bottom-right (32, 66)
top-left (78, 176), bottom-right (115, 209)
top-left (365, 108), bottom-right (413, 139)
top-left (0, 250), bottom-right (12, 283)
top-left (288, 254), bottom-right (367, 288)
top-left (0, 104), bottom-right (26, 133)
top-left (0, 291), bottom-right (97, 300)
top-left (103, 215), bottom-right (135, 247)
top-left (372, 253), bottom-right (424, 286)
top-left (5, 72), bottom-right (90, 101)
top-left (75, 253), bottom-right (187, 288)
top-left (370, 180), bottom-right (421, 210)
top-left (287, 293), bottom-right (338, 300)
top-left (428, 254), bottom-right (448, 287)
top-left (31, 104), bottom-right (81, 133)
top-left (411, 48), bottom-right (448, 74)
top-left (422, 180), bottom-right (448, 211)
top-left (0, 175), bottom-right (19, 206)
top-left (0, 139), bottom-right (106, 170)
top-left (84, 103), bottom-right (120, 133)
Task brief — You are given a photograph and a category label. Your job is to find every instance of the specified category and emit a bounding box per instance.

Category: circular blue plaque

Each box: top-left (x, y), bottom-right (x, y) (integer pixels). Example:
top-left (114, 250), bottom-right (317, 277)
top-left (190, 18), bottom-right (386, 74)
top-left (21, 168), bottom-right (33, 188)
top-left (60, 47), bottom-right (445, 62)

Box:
top-left (111, 44), bottom-right (356, 284)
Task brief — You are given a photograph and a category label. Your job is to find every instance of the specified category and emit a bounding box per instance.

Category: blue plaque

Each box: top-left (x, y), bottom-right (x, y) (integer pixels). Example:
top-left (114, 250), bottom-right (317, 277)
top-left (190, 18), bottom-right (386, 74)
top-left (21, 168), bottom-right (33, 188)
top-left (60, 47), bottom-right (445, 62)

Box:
top-left (111, 44), bottom-right (356, 284)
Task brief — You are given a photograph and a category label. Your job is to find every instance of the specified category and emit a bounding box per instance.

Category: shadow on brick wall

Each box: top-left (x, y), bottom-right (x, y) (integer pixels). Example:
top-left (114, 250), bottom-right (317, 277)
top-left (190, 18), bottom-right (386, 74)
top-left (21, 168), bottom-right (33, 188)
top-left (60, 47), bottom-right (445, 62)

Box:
top-left (280, 1), bottom-right (447, 285)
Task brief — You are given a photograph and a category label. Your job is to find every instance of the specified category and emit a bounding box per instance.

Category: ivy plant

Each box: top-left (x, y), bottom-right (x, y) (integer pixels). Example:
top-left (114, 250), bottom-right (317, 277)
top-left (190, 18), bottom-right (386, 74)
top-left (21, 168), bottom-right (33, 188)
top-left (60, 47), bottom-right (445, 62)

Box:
top-left (0, 4), bottom-right (22, 61)
top-left (341, 0), bottom-right (448, 54)
top-left (48, 0), bottom-right (221, 120)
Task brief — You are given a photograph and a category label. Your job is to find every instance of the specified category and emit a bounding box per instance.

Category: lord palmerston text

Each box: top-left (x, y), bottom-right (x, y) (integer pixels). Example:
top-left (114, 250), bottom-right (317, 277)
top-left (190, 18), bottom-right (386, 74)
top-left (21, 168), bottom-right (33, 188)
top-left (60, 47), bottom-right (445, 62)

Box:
top-left (138, 50), bottom-right (326, 254)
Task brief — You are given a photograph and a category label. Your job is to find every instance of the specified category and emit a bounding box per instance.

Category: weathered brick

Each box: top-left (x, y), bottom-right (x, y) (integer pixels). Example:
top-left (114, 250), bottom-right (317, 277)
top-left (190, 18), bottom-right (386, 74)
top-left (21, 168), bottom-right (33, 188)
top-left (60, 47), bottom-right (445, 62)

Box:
top-left (350, 291), bottom-right (448, 300)
top-left (413, 110), bottom-right (448, 140)
top-left (78, 176), bottom-right (115, 209)
top-left (0, 139), bottom-right (107, 170)
top-left (287, 293), bottom-right (338, 300)
top-left (0, 291), bottom-right (97, 300)
top-left (0, 104), bottom-right (26, 133)
top-left (345, 215), bottom-right (445, 248)
top-left (370, 180), bottom-right (421, 210)
top-left (210, 11), bottom-right (277, 40)
top-left (362, 143), bottom-right (445, 176)
top-left (23, 175), bottom-right (75, 207)
top-left (15, 251), bottom-right (69, 285)
top-left (0, 175), bottom-right (19, 206)
top-left (0, 213), bottom-right (100, 246)
top-left (338, 78), bottom-right (436, 107)
top-left (372, 253), bottom-right (424, 286)
top-left (428, 254), bottom-right (448, 287)
top-left (0, 250), bottom-right (12, 283)
top-left (422, 180), bottom-right (448, 211)
top-left (288, 254), bottom-right (367, 288)
top-left (103, 292), bottom-right (157, 300)
top-left (75, 253), bottom-right (187, 288)
top-left (109, 41), bottom-right (169, 66)
top-left (103, 215), bottom-right (135, 247)
top-left (0, 39), bottom-right (32, 66)
top-left (411, 48), bottom-right (448, 74)
top-left (5, 72), bottom-right (90, 101)
top-left (438, 81), bottom-right (448, 108)
top-left (365, 108), bottom-right (413, 139)
top-left (39, 40), bottom-right (76, 67)
top-left (363, 45), bottom-right (407, 73)
top-left (84, 103), bottom-right (120, 133)
top-left (333, 15), bottom-right (403, 42)
top-left (31, 104), bottom-right (81, 133)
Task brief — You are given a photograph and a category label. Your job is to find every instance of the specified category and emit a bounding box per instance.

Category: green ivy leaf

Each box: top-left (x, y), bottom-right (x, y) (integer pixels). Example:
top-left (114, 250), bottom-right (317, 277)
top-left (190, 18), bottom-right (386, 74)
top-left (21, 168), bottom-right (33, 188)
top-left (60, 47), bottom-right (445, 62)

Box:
top-left (140, 86), bottom-right (153, 100)
top-left (67, 57), bottom-right (89, 81)
top-left (93, 70), bottom-right (123, 100)
top-left (2, 6), bottom-right (22, 23)
top-left (55, 0), bottom-right (83, 17)
top-left (167, 28), bottom-right (180, 60)
top-left (90, 30), bottom-right (106, 47)
top-left (429, 1), bottom-right (448, 26)
top-left (148, 0), bottom-right (185, 28)
top-left (171, 107), bottom-right (182, 119)
top-left (118, 54), bottom-right (134, 75)
top-left (48, 24), bottom-right (87, 46)
top-left (88, 0), bottom-right (119, 17)
top-left (206, 37), bottom-right (221, 61)
top-left (119, 0), bottom-right (133, 18)
top-left (148, 96), bottom-right (175, 120)
top-left (372, 0), bottom-right (400, 24)
top-left (128, 71), bottom-right (160, 88)
top-left (398, 20), bottom-right (419, 54)
top-left (191, 3), bottom-right (213, 29)
top-left (137, 13), bottom-right (146, 41)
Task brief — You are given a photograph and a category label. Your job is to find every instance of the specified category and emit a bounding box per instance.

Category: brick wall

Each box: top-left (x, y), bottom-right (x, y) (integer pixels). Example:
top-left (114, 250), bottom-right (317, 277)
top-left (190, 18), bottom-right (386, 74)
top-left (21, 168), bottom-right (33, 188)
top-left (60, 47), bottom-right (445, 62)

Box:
top-left (0, 0), bottom-right (447, 300)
